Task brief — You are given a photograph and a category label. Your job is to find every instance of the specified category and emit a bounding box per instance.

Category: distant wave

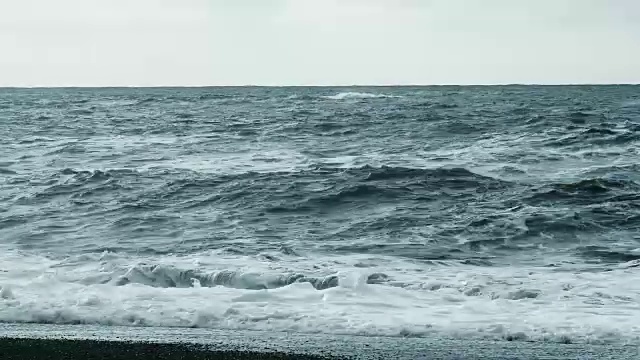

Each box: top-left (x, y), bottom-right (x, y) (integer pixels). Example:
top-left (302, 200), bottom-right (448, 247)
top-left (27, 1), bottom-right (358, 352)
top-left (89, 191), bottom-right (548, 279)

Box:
top-left (323, 92), bottom-right (401, 100)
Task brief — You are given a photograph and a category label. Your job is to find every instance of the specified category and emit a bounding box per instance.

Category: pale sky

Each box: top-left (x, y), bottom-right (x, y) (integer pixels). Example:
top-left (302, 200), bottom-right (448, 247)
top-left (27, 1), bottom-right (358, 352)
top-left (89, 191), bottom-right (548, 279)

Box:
top-left (1, 0), bottom-right (639, 86)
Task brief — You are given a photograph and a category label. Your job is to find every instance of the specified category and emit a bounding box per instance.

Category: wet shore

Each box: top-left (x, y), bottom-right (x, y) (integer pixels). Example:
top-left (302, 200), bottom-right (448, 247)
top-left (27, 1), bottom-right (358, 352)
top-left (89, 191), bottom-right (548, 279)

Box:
top-left (0, 324), bottom-right (638, 360)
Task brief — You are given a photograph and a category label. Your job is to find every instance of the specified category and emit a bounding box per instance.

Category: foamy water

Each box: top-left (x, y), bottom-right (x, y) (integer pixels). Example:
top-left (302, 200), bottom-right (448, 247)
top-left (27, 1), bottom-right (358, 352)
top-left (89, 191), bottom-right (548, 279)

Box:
top-left (2, 249), bottom-right (640, 343)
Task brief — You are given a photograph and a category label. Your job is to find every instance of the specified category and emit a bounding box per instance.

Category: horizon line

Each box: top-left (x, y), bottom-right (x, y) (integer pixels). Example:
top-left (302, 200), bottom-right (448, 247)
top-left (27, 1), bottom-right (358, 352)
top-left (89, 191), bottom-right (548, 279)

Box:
top-left (1, 83), bottom-right (639, 89)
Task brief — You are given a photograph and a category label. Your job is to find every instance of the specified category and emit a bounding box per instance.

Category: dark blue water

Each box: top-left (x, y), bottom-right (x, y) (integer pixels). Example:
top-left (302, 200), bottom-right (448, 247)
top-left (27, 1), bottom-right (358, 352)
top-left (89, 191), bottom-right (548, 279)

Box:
top-left (1, 86), bottom-right (640, 342)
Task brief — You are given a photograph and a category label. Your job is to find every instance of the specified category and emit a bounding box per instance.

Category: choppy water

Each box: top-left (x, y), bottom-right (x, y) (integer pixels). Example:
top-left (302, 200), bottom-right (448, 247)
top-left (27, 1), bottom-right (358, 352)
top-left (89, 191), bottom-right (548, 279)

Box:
top-left (1, 86), bottom-right (640, 343)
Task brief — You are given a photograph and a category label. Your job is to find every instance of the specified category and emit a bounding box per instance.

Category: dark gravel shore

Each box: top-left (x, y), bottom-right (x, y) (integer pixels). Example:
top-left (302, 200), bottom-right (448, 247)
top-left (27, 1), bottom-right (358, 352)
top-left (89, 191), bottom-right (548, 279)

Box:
top-left (0, 338), bottom-right (335, 360)
top-left (1, 324), bottom-right (639, 360)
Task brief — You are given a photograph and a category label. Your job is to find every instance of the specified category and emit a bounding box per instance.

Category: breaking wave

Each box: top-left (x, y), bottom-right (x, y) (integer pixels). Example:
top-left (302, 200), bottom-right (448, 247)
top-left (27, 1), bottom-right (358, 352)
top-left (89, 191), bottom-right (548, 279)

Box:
top-left (1, 250), bottom-right (640, 344)
top-left (323, 92), bottom-right (401, 100)
top-left (113, 264), bottom-right (389, 290)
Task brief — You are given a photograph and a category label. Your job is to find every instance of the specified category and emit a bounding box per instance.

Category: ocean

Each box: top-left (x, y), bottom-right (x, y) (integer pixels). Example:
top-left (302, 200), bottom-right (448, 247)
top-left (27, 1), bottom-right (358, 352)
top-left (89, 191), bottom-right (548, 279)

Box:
top-left (1, 86), bottom-right (640, 346)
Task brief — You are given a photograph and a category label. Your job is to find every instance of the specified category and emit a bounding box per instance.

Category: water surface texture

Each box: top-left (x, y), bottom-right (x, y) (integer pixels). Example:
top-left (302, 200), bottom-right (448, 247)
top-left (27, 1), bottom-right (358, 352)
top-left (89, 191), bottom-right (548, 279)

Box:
top-left (1, 86), bottom-right (640, 343)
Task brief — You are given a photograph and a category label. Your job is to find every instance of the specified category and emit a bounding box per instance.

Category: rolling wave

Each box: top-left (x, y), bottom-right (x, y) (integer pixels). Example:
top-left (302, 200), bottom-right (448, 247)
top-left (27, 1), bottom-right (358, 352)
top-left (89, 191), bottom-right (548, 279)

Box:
top-left (526, 178), bottom-right (639, 205)
top-left (113, 264), bottom-right (389, 290)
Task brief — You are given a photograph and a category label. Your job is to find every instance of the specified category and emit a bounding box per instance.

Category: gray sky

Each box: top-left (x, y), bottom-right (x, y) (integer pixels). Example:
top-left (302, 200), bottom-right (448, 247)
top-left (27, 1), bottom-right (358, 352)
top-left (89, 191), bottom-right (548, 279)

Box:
top-left (1, 0), bottom-right (639, 86)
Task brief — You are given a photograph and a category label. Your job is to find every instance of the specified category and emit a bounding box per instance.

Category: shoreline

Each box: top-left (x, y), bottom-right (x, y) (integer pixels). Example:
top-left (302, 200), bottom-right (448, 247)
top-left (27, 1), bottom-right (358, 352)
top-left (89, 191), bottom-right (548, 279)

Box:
top-left (1, 324), bottom-right (639, 359)
top-left (0, 338), bottom-right (334, 360)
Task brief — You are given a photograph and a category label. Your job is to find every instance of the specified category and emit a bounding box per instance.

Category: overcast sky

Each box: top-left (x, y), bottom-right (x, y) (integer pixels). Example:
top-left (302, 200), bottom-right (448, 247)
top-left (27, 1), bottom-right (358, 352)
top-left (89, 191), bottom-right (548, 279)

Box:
top-left (1, 0), bottom-right (639, 86)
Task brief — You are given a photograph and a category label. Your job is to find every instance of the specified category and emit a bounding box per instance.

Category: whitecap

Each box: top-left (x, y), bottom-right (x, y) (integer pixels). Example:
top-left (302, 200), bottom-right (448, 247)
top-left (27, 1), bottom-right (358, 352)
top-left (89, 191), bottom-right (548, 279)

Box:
top-left (323, 92), bottom-right (401, 100)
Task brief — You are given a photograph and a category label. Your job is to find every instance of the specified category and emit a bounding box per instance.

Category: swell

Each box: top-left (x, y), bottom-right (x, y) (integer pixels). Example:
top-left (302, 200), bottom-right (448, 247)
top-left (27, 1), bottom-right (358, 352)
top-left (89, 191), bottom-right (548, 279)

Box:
top-left (165, 165), bottom-right (508, 195)
top-left (20, 169), bottom-right (137, 196)
top-left (525, 178), bottom-right (640, 205)
top-left (546, 125), bottom-right (639, 147)
top-left (286, 184), bottom-right (409, 209)
top-left (577, 246), bottom-right (640, 263)
top-left (262, 166), bottom-right (511, 212)
top-left (9, 165), bottom-right (516, 247)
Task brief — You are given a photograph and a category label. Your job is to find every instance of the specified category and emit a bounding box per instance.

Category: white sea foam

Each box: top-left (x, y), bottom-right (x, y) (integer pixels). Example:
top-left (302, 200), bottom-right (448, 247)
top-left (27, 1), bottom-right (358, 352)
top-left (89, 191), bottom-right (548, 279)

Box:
top-left (1, 249), bottom-right (640, 344)
top-left (323, 92), bottom-right (401, 100)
